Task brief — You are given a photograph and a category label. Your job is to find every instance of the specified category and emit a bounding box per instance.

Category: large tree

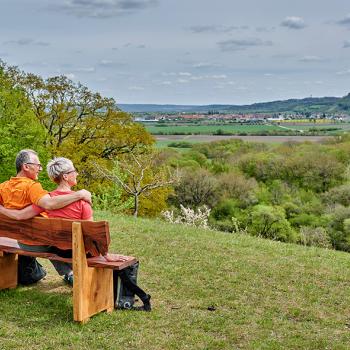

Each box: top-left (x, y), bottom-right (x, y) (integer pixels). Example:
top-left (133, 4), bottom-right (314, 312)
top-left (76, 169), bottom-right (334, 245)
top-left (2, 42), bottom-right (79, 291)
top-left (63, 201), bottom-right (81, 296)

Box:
top-left (1, 62), bottom-right (154, 190)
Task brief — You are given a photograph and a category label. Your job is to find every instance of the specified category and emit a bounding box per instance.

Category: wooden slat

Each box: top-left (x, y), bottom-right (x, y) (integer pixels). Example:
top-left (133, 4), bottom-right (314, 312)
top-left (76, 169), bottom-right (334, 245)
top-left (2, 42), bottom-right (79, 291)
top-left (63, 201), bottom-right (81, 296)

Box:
top-left (0, 237), bottom-right (137, 270)
top-left (0, 214), bottom-right (110, 256)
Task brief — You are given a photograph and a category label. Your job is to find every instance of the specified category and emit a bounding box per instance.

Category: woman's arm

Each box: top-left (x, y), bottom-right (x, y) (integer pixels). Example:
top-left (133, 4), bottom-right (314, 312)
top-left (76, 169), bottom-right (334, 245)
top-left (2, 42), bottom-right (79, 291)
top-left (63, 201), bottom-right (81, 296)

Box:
top-left (0, 205), bottom-right (43, 220)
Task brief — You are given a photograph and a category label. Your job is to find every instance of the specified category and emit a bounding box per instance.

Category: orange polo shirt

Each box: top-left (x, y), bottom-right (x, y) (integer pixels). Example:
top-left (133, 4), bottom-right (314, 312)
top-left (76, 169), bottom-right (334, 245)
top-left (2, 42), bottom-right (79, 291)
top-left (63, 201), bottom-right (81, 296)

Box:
top-left (0, 177), bottom-right (48, 209)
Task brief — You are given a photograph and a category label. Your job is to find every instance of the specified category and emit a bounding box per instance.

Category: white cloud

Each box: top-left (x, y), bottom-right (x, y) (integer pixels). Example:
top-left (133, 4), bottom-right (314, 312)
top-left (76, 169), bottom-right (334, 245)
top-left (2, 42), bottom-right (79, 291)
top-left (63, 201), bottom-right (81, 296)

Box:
top-left (217, 38), bottom-right (273, 51)
top-left (336, 69), bottom-right (350, 75)
top-left (4, 38), bottom-right (50, 46)
top-left (128, 86), bottom-right (145, 90)
top-left (337, 14), bottom-right (350, 26)
top-left (281, 16), bottom-right (307, 29)
top-left (299, 55), bottom-right (323, 62)
top-left (73, 67), bottom-right (96, 73)
top-left (52, 0), bottom-right (159, 18)
top-left (343, 40), bottom-right (350, 48)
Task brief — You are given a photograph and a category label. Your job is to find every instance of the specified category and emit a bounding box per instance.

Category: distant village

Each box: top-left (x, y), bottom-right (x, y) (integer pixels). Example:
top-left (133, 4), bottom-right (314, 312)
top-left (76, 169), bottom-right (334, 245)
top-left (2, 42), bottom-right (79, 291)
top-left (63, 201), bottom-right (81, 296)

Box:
top-left (134, 112), bottom-right (349, 124)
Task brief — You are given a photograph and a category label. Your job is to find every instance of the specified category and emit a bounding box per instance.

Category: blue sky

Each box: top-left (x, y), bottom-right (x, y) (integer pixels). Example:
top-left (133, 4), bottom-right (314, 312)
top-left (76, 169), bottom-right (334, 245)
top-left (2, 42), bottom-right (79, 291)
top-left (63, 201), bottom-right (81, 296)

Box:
top-left (1, 0), bottom-right (350, 104)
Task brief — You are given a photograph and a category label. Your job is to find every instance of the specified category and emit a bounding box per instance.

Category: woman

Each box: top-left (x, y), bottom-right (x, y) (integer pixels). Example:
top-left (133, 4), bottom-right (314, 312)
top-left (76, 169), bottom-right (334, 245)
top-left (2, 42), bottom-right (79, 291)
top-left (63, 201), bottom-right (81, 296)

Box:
top-left (3, 157), bottom-right (151, 311)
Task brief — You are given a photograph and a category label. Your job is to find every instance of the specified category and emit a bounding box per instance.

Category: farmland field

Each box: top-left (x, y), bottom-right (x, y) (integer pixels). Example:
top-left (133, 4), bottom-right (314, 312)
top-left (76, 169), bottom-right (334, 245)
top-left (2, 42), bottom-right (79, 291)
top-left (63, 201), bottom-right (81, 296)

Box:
top-left (146, 124), bottom-right (282, 135)
top-left (145, 122), bottom-right (350, 136)
top-left (155, 134), bottom-right (331, 145)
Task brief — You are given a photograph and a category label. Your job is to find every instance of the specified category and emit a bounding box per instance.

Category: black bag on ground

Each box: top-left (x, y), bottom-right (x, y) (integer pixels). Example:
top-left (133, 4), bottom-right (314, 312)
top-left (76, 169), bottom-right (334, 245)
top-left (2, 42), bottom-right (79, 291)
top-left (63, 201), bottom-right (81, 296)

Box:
top-left (17, 255), bottom-right (47, 285)
top-left (113, 262), bottom-right (148, 309)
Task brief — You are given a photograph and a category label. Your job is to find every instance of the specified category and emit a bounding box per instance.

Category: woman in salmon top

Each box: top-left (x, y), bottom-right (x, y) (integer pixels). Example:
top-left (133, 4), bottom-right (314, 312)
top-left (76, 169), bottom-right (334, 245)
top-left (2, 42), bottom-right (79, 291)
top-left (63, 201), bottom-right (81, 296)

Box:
top-left (46, 157), bottom-right (151, 311)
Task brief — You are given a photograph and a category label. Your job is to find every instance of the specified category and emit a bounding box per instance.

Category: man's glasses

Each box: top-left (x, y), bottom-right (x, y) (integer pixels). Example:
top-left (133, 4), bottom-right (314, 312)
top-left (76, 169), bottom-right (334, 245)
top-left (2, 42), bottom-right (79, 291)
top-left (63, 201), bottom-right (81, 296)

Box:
top-left (25, 162), bottom-right (43, 170)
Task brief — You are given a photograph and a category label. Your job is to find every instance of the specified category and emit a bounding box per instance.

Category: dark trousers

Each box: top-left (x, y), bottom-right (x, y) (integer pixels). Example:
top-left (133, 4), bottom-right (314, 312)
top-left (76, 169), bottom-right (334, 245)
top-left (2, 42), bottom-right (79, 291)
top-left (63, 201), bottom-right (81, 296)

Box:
top-left (50, 248), bottom-right (148, 302)
top-left (113, 269), bottom-right (148, 302)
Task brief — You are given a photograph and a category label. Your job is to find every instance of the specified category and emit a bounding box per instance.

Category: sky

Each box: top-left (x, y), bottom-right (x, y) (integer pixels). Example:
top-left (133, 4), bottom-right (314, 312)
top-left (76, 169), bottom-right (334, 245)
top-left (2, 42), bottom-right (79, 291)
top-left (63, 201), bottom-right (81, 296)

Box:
top-left (1, 0), bottom-right (350, 105)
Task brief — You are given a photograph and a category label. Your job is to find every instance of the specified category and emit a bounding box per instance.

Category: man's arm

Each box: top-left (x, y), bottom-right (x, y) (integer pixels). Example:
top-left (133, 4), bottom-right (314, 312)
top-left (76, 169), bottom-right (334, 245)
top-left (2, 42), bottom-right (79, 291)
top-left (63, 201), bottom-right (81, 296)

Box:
top-left (37, 190), bottom-right (91, 210)
top-left (0, 205), bottom-right (41, 220)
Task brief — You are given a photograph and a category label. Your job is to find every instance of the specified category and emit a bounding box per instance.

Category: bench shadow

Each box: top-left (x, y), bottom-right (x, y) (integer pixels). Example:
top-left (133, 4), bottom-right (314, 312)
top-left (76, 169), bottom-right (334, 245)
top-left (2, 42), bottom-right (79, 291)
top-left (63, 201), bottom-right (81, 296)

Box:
top-left (0, 281), bottom-right (74, 325)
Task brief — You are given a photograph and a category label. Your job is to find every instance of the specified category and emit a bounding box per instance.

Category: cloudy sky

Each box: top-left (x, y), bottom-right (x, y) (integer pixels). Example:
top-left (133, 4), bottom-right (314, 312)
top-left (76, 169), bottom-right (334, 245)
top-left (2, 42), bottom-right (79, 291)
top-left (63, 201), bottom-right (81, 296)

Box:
top-left (1, 0), bottom-right (350, 105)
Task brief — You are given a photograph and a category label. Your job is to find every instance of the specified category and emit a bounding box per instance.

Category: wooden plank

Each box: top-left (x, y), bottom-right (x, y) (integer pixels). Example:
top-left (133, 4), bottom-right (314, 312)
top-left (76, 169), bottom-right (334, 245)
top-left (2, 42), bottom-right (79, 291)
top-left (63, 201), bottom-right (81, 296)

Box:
top-left (0, 215), bottom-right (110, 256)
top-left (0, 237), bottom-right (137, 270)
top-left (0, 252), bottom-right (18, 289)
top-left (72, 222), bottom-right (114, 323)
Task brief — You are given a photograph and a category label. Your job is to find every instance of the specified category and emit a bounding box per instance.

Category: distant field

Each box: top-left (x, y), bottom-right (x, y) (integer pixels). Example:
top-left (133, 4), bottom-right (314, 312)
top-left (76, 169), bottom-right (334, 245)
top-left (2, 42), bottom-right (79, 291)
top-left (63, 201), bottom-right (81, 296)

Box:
top-left (155, 135), bottom-right (331, 147)
top-left (146, 124), bottom-right (282, 135)
top-left (146, 122), bottom-right (350, 136)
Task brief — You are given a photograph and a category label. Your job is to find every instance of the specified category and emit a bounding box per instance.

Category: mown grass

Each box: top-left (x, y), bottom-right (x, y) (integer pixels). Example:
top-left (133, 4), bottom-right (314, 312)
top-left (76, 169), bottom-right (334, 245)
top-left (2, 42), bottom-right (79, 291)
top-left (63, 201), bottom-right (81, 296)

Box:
top-left (1, 212), bottom-right (350, 349)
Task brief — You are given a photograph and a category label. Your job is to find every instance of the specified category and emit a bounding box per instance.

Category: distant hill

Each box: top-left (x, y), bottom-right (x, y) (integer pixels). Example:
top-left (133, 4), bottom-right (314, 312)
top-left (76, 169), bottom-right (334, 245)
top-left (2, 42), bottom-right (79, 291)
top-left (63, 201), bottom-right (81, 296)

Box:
top-left (119, 93), bottom-right (350, 114)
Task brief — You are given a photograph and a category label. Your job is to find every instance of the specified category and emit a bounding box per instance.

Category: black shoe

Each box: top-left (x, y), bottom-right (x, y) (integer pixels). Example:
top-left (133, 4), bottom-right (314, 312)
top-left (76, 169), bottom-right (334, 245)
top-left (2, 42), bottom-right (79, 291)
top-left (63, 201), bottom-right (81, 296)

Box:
top-left (140, 294), bottom-right (151, 312)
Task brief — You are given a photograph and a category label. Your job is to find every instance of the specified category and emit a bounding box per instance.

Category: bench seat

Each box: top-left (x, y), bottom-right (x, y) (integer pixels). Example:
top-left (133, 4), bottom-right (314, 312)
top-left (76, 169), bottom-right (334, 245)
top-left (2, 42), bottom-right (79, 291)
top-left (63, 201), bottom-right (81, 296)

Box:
top-left (0, 237), bottom-right (137, 270)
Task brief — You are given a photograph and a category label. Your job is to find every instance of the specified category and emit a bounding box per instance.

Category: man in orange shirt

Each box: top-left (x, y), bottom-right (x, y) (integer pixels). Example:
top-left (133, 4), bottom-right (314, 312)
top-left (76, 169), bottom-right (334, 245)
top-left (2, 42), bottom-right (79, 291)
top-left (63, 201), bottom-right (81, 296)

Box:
top-left (0, 149), bottom-right (91, 284)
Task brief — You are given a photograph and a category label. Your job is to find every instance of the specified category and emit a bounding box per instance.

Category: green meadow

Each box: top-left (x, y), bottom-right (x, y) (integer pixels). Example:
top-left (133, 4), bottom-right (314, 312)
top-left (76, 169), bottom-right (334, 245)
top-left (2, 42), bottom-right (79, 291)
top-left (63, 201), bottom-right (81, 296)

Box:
top-left (1, 212), bottom-right (350, 349)
top-left (146, 124), bottom-right (282, 135)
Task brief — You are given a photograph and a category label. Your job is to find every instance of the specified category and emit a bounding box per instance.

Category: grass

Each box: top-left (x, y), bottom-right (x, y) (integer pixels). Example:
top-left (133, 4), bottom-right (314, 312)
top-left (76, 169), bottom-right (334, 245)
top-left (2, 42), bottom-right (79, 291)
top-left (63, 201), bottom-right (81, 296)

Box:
top-left (1, 212), bottom-right (350, 349)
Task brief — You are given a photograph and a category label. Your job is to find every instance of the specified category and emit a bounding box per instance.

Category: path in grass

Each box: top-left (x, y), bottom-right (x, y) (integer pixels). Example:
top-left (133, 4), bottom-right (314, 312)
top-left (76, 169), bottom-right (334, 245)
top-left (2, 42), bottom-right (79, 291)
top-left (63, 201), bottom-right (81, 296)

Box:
top-left (1, 213), bottom-right (350, 349)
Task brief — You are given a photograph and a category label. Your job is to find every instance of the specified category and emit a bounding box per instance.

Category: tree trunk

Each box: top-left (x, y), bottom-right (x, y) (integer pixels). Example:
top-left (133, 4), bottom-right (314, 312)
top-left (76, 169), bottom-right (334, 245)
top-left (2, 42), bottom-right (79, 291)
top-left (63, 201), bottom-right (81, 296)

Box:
top-left (133, 195), bottom-right (139, 218)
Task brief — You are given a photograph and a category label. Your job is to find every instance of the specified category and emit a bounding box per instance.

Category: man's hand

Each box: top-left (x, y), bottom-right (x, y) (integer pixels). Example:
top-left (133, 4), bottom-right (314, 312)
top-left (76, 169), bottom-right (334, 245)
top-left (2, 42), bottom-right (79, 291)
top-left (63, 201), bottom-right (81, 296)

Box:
top-left (77, 189), bottom-right (92, 204)
top-left (103, 253), bottom-right (129, 262)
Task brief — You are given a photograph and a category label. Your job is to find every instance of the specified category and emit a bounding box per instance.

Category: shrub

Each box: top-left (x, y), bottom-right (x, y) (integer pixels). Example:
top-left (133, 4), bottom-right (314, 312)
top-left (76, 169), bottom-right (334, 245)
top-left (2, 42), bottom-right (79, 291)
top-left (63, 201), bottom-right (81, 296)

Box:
top-left (299, 226), bottom-right (332, 249)
top-left (162, 205), bottom-right (211, 229)
top-left (322, 184), bottom-right (350, 207)
top-left (248, 205), bottom-right (298, 243)
top-left (327, 205), bottom-right (350, 251)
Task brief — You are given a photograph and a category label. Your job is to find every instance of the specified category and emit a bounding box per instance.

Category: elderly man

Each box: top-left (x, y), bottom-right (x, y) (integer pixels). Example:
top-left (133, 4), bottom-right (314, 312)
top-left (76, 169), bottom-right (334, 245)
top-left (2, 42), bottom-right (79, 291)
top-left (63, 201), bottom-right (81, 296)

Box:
top-left (0, 149), bottom-right (91, 285)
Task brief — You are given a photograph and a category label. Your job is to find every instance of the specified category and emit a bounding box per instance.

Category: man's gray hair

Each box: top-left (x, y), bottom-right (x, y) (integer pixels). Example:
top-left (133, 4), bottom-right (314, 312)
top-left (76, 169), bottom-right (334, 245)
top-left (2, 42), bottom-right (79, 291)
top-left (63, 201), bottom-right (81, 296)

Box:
top-left (15, 149), bottom-right (38, 173)
top-left (47, 157), bottom-right (74, 184)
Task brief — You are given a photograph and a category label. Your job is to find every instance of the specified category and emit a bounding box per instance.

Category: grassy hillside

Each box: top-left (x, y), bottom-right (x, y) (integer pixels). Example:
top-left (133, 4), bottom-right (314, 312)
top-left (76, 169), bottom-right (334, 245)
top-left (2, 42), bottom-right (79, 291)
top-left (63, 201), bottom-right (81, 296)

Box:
top-left (1, 212), bottom-right (350, 349)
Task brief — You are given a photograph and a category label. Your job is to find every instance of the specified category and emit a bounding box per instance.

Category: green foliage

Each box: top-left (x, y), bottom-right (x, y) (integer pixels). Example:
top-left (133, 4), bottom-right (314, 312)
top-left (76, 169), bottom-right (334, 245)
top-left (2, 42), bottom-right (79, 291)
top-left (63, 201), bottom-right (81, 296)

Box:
top-left (327, 205), bottom-right (350, 251)
top-left (167, 141), bottom-right (193, 148)
top-left (172, 168), bottom-right (219, 208)
top-left (248, 205), bottom-right (298, 243)
top-left (92, 184), bottom-right (133, 213)
top-left (0, 67), bottom-right (49, 183)
top-left (322, 184), bottom-right (350, 207)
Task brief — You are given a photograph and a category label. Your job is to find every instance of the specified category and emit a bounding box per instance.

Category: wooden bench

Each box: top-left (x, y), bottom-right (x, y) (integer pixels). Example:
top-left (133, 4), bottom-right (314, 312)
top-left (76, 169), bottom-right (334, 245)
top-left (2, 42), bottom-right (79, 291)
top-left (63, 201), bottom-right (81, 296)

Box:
top-left (0, 214), bottom-right (137, 323)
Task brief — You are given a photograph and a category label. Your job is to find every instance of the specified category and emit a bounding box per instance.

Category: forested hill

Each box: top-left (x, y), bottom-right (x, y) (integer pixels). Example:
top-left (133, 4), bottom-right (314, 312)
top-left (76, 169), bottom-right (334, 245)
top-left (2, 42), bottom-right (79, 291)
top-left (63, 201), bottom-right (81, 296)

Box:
top-left (120, 93), bottom-right (350, 114)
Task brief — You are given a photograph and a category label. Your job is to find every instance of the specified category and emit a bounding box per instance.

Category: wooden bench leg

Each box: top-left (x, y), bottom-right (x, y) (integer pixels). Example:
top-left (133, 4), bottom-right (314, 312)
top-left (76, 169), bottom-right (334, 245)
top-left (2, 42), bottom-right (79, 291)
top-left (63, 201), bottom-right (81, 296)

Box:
top-left (0, 252), bottom-right (18, 290)
top-left (72, 222), bottom-right (114, 323)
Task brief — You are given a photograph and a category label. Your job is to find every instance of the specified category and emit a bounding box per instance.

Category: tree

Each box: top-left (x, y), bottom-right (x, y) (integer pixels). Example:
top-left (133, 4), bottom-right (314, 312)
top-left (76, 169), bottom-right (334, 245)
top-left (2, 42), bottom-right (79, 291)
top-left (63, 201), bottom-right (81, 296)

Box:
top-left (0, 66), bottom-right (48, 183)
top-left (173, 168), bottom-right (219, 208)
top-left (96, 149), bottom-right (178, 217)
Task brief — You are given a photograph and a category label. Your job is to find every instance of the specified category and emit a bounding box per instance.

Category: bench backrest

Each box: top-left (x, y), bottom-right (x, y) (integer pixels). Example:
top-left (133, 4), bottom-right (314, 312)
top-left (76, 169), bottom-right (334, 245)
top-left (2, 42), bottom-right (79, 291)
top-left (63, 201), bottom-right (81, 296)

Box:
top-left (0, 214), bottom-right (110, 256)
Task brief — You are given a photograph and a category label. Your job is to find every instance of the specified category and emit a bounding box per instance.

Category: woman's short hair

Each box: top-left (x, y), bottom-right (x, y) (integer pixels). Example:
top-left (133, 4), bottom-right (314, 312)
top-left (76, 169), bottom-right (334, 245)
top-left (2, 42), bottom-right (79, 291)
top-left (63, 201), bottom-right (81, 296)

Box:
top-left (47, 157), bottom-right (74, 184)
